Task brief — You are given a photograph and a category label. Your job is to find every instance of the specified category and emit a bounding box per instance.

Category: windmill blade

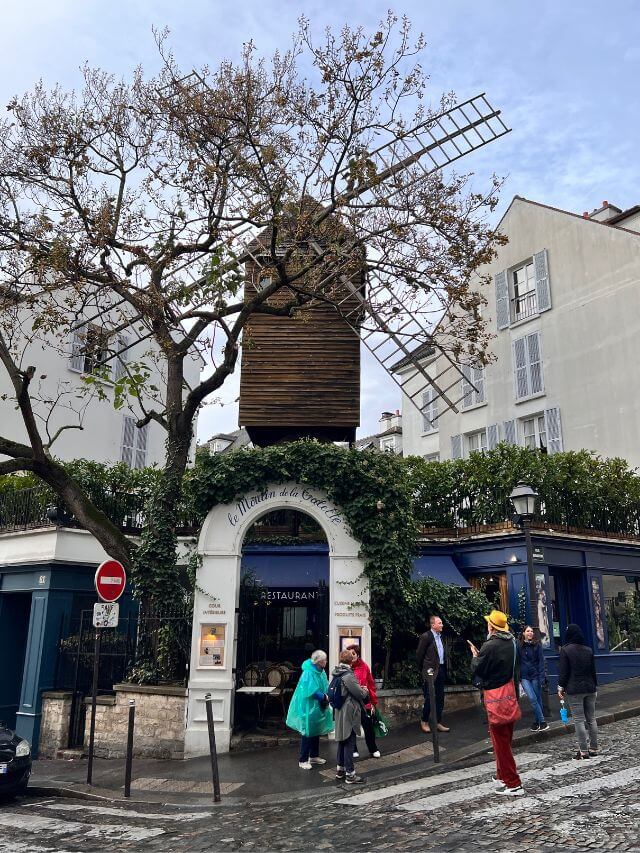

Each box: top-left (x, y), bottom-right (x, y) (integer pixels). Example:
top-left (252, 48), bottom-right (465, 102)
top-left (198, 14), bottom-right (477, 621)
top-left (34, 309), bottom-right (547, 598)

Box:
top-left (338, 93), bottom-right (510, 205)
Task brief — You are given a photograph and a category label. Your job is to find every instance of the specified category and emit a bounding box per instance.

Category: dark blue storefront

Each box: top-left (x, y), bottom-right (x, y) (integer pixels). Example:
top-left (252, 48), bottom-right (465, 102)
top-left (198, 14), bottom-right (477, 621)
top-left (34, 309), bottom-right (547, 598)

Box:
top-left (0, 561), bottom-right (134, 754)
top-left (418, 532), bottom-right (640, 687)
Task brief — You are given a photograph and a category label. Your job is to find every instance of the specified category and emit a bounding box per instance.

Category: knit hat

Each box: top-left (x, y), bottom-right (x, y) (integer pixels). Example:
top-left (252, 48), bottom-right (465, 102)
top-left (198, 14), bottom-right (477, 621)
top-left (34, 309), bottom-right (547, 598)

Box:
top-left (485, 609), bottom-right (509, 632)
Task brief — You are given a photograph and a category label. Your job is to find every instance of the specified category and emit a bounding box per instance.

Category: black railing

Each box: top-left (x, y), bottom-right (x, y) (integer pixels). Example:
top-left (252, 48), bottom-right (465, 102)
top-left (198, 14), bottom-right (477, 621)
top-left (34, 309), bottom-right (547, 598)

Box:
top-left (0, 486), bottom-right (200, 535)
top-left (418, 486), bottom-right (640, 540)
top-left (54, 602), bottom-right (193, 747)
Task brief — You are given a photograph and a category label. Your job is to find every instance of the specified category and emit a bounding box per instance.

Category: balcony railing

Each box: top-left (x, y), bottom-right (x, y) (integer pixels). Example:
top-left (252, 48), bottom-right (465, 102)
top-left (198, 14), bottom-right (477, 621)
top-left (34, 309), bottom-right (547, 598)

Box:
top-left (511, 290), bottom-right (538, 322)
top-left (0, 486), bottom-right (200, 536)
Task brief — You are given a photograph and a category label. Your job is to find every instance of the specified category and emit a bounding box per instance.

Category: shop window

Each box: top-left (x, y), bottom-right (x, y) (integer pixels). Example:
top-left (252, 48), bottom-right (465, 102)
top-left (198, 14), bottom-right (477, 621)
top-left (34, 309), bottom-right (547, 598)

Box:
top-left (602, 574), bottom-right (640, 652)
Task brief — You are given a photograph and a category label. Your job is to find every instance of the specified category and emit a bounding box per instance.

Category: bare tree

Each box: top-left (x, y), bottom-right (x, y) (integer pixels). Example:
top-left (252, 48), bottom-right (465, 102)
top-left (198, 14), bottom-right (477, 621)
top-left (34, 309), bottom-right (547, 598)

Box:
top-left (0, 15), bottom-right (506, 599)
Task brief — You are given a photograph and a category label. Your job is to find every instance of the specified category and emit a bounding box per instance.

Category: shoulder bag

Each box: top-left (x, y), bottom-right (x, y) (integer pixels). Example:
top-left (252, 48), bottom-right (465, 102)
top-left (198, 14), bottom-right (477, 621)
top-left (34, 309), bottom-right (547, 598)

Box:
top-left (483, 639), bottom-right (522, 726)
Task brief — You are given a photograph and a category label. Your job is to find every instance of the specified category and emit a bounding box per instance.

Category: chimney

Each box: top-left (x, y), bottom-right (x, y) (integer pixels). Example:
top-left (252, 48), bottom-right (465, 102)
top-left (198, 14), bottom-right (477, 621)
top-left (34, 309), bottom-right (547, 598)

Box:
top-left (588, 200), bottom-right (623, 223)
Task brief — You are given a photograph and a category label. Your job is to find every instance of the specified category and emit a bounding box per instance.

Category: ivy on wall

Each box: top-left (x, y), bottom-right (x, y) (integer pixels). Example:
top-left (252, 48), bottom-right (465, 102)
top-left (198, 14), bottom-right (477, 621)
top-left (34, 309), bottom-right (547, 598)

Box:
top-left (186, 441), bottom-right (418, 648)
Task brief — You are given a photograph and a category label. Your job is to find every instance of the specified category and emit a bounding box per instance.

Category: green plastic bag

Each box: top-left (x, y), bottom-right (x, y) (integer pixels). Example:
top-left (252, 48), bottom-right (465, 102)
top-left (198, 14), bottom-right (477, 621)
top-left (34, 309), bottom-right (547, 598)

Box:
top-left (372, 706), bottom-right (390, 738)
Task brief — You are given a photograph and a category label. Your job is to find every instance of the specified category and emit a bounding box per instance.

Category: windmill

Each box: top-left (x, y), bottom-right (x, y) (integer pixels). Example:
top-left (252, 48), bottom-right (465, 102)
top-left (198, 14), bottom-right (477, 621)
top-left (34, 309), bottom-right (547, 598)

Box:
top-left (139, 74), bottom-right (511, 443)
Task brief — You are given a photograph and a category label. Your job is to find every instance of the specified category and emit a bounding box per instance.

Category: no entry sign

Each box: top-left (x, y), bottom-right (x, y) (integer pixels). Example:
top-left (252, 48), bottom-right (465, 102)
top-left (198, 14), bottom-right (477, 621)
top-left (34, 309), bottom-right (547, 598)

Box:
top-left (95, 559), bottom-right (126, 603)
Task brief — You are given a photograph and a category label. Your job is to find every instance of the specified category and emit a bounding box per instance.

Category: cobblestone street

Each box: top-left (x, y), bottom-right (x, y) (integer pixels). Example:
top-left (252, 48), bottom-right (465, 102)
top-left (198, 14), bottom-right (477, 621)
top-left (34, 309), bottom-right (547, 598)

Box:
top-left (2, 716), bottom-right (640, 851)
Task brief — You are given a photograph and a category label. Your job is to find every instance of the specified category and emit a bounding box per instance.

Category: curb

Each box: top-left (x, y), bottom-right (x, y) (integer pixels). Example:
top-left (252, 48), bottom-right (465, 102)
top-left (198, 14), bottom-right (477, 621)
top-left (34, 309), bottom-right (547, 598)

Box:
top-left (27, 703), bottom-right (640, 806)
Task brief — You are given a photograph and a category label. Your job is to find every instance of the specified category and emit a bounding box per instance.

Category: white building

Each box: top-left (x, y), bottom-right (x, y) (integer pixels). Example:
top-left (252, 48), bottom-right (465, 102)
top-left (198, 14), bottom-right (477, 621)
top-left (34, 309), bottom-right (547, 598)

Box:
top-left (355, 410), bottom-right (403, 454)
top-left (0, 308), bottom-right (201, 468)
top-left (395, 197), bottom-right (640, 466)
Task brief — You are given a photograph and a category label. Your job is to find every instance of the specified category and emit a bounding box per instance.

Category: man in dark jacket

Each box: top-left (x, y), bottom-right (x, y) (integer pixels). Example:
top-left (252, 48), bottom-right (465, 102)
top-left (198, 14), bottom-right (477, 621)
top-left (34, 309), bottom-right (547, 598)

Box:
top-left (470, 609), bottom-right (524, 796)
top-left (557, 623), bottom-right (598, 760)
top-left (416, 615), bottom-right (450, 733)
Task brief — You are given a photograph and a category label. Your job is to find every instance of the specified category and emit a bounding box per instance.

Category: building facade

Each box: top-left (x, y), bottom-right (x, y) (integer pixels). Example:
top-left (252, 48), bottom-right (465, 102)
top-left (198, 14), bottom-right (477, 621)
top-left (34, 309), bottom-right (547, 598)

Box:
top-left (396, 197), bottom-right (640, 465)
top-left (354, 411), bottom-right (403, 454)
top-left (0, 310), bottom-right (201, 468)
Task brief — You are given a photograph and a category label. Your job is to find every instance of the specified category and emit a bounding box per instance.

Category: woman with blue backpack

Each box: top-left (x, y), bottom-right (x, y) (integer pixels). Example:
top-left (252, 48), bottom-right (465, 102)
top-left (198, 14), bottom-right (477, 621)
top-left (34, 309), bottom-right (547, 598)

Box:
top-left (286, 649), bottom-right (334, 770)
top-left (329, 648), bottom-right (369, 785)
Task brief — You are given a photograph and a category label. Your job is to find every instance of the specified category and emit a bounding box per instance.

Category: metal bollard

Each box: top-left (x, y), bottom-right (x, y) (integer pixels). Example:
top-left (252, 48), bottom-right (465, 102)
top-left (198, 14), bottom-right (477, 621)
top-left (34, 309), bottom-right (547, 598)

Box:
top-left (426, 668), bottom-right (440, 763)
top-left (124, 699), bottom-right (136, 798)
top-left (205, 693), bottom-right (222, 803)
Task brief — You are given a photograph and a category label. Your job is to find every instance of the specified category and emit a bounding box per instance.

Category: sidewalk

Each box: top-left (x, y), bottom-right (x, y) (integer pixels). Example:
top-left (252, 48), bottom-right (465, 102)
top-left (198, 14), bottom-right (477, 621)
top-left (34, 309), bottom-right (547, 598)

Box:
top-left (29, 676), bottom-right (640, 805)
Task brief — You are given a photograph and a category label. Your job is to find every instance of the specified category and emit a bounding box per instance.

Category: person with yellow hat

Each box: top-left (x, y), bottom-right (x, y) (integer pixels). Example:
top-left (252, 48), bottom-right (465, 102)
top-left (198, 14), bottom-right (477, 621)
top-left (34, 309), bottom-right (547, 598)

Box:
top-left (468, 609), bottom-right (524, 796)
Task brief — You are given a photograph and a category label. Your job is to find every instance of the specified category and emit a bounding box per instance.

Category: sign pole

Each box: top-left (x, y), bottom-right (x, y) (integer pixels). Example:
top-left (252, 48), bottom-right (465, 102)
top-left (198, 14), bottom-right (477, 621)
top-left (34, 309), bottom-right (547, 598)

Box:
top-left (86, 627), bottom-right (102, 785)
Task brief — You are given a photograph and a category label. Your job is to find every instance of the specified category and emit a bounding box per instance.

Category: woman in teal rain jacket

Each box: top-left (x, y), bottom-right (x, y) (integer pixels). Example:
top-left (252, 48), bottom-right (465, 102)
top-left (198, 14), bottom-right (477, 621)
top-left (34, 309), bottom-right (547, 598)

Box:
top-left (286, 649), bottom-right (334, 769)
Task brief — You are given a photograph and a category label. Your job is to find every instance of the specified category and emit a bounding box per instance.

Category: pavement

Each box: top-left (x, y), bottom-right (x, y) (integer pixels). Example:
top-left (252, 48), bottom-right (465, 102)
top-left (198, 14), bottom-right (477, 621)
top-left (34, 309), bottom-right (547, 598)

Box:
top-left (4, 711), bottom-right (640, 850)
top-left (28, 676), bottom-right (640, 805)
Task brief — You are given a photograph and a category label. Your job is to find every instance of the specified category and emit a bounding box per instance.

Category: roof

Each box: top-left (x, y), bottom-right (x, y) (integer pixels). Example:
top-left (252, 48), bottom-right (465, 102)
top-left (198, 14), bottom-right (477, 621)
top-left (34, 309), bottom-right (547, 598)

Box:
top-left (205, 427), bottom-right (252, 453)
top-left (497, 196), bottom-right (640, 237)
top-left (390, 342), bottom-right (436, 373)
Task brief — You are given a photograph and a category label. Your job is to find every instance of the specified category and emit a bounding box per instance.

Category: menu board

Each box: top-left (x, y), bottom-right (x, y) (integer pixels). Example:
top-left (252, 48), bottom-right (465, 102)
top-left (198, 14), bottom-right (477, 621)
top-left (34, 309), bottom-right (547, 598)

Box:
top-left (199, 623), bottom-right (226, 667)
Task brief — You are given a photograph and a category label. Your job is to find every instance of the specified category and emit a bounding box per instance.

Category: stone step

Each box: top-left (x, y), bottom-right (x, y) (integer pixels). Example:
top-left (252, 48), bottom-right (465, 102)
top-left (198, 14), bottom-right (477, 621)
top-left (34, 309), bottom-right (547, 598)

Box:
top-left (57, 748), bottom-right (85, 760)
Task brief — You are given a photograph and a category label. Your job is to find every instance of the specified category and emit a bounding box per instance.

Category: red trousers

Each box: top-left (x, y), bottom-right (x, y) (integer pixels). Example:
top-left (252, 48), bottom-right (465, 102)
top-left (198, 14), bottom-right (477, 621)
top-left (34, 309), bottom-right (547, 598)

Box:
top-left (489, 722), bottom-right (521, 789)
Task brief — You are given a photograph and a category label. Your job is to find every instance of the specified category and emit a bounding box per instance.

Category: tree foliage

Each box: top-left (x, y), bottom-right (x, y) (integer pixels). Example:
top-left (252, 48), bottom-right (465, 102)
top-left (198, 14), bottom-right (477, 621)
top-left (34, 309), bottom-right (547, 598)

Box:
top-left (0, 17), bottom-right (505, 603)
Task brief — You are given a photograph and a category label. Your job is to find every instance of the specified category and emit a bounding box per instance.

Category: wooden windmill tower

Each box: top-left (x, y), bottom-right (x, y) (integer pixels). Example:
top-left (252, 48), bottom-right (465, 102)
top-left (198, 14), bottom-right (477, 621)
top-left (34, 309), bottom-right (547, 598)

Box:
top-left (236, 94), bottom-right (510, 446)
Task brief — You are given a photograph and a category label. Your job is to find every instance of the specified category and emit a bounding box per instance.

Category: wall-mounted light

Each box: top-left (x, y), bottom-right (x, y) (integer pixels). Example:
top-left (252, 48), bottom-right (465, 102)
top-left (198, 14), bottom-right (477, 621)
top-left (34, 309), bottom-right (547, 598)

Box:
top-left (376, 500), bottom-right (385, 512)
top-left (509, 554), bottom-right (519, 563)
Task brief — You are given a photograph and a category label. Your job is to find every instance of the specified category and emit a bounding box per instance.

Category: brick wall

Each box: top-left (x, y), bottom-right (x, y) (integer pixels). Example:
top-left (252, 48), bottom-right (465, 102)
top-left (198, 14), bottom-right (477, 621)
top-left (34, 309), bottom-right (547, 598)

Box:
top-left (39, 691), bottom-right (73, 758)
top-left (83, 684), bottom-right (187, 759)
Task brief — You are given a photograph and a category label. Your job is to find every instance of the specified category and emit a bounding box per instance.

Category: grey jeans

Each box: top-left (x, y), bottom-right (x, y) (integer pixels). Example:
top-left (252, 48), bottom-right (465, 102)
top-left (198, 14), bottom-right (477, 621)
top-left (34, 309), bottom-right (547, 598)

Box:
top-left (567, 692), bottom-right (598, 754)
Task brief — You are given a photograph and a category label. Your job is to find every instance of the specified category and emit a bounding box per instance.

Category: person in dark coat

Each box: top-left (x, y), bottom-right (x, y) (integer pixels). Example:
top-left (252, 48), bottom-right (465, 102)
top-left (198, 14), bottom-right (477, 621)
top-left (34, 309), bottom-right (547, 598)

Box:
top-left (517, 626), bottom-right (549, 732)
top-left (557, 623), bottom-right (598, 760)
top-left (331, 649), bottom-right (368, 784)
top-left (470, 609), bottom-right (524, 796)
top-left (416, 615), bottom-right (450, 733)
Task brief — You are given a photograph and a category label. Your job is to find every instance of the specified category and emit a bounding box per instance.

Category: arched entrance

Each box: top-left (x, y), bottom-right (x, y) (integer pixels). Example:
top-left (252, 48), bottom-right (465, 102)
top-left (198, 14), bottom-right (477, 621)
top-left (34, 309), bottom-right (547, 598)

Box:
top-left (184, 483), bottom-right (368, 756)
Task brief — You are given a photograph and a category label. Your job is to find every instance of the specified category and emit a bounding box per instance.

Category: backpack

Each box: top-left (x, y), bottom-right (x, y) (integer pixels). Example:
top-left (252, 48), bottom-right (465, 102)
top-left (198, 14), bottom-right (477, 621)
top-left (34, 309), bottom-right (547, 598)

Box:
top-left (327, 672), bottom-right (347, 710)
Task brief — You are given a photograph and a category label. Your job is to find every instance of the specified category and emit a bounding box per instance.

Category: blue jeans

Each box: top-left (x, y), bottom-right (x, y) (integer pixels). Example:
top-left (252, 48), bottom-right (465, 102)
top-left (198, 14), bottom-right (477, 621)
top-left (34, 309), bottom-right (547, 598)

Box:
top-left (299, 735), bottom-right (320, 763)
top-left (337, 730), bottom-right (357, 774)
top-left (521, 678), bottom-right (545, 723)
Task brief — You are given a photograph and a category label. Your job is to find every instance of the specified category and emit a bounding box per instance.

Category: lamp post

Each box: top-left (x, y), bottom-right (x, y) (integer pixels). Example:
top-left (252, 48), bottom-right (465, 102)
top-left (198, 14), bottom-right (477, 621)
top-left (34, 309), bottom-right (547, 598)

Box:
top-left (509, 482), bottom-right (539, 632)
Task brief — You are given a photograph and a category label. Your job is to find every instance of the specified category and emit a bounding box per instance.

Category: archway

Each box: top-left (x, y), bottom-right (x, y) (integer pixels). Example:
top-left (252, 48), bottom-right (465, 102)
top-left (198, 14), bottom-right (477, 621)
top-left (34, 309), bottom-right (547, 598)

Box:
top-left (185, 482), bottom-right (368, 756)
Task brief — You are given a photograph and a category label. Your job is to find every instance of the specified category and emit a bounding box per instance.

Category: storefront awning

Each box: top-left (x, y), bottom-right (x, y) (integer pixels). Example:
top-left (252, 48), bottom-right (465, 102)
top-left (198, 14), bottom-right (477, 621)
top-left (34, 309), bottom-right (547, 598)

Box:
top-left (412, 555), bottom-right (471, 587)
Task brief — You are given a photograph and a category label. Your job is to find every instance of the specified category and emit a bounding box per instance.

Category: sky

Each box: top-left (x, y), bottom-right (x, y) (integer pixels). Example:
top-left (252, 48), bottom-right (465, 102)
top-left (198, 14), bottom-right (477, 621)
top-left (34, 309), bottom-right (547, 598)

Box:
top-left (1, 1), bottom-right (638, 442)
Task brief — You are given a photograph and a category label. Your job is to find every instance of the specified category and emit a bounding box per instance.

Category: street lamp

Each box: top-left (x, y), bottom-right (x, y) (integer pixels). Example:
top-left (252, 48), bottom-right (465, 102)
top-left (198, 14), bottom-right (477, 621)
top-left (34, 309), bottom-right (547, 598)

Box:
top-left (509, 482), bottom-right (539, 632)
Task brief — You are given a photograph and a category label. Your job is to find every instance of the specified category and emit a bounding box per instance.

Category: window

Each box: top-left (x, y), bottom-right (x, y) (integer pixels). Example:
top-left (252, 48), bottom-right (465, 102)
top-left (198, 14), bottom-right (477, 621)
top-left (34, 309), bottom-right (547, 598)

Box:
top-left (511, 261), bottom-right (537, 320)
top-left (121, 416), bottom-right (149, 469)
top-left (461, 365), bottom-right (485, 409)
top-left (381, 438), bottom-right (396, 453)
top-left (69, 324), bottom-right (111, 375)
top-left (467, 430), bottom-right (487, 455)
top-left (424, 452), bottom-right (440, 463)
top-left (522, 415), bottom-right (547, 451)
top-left (602, 574), bottom-right (640, 651)
top-left (421, 387), bottom-right (438, 433)
top-left (513, 332), bottom-right (544, 400)
top-left (495, 249), bottom-right (551, 331)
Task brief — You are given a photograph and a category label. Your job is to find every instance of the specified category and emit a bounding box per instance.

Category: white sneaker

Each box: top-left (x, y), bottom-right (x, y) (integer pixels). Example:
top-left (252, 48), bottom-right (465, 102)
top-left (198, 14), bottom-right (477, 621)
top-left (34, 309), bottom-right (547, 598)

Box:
top-left (298, 761), bottom-right (312, 770)
top-left (495, 785), bottom-right (525, 797)
top-left (371, 751), bottom-right (381, 758)
top-left (309, 757), bottom-right (326, 765)
top-left (353, 751), bottom-right (359, 758)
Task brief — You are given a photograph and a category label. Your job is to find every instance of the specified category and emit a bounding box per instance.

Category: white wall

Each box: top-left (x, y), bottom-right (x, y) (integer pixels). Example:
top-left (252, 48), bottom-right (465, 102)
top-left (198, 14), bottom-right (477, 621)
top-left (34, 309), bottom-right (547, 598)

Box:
top-left (0, 316), bottom-right (201, 468)
top-left (398, 197), bottom-right (640, 467)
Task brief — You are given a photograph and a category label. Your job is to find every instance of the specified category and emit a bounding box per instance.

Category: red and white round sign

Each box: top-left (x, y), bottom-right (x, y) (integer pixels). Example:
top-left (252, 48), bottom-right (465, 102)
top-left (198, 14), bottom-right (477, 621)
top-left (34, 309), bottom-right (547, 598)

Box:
top-left (95, 559), bottom-right (126, 603)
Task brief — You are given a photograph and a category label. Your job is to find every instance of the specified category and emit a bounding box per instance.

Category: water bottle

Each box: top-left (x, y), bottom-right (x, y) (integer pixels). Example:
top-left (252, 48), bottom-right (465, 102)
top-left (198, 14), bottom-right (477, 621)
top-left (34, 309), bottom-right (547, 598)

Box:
top-left (560, 699), bottom-right (569, 725)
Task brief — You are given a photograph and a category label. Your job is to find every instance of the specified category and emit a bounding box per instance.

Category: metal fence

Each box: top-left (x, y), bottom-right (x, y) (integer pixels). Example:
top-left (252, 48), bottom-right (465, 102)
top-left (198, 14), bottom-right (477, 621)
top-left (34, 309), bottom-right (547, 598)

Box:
top-left (54, 603), bottom-right (193, 747)
top-left (0, 486), bottom-right (199, 535)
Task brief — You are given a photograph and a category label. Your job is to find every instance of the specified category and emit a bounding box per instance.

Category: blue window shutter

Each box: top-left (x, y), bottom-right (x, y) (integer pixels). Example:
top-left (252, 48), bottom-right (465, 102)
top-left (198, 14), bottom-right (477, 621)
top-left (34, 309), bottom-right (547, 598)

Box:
top-left (495, 270), bottom-right (510, 330)
top-left (513, 337), bottom-right (529, 399)
top-left (503, 419), bottom-right (516, 445)
top-left (487, 423), bottom-right (499, 450)
top-left (544, 407), bottom-right (563, 454)
top-left (474, 366), bottom-right (485, 404)
top-left (121, 416), bottom-right (135, 467)
top-left (461, 365), bottom-right (473, 408)
top-left (114, 334), bottom-right (129, 381)
top-left (534, 249), bottom-right (551, 312)
top-left (527, 332), bottom-right (544, 394)
top-left (69, 327), bottom-right (86, 372)
top-left (451, 434), bottom-right (462, 460)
